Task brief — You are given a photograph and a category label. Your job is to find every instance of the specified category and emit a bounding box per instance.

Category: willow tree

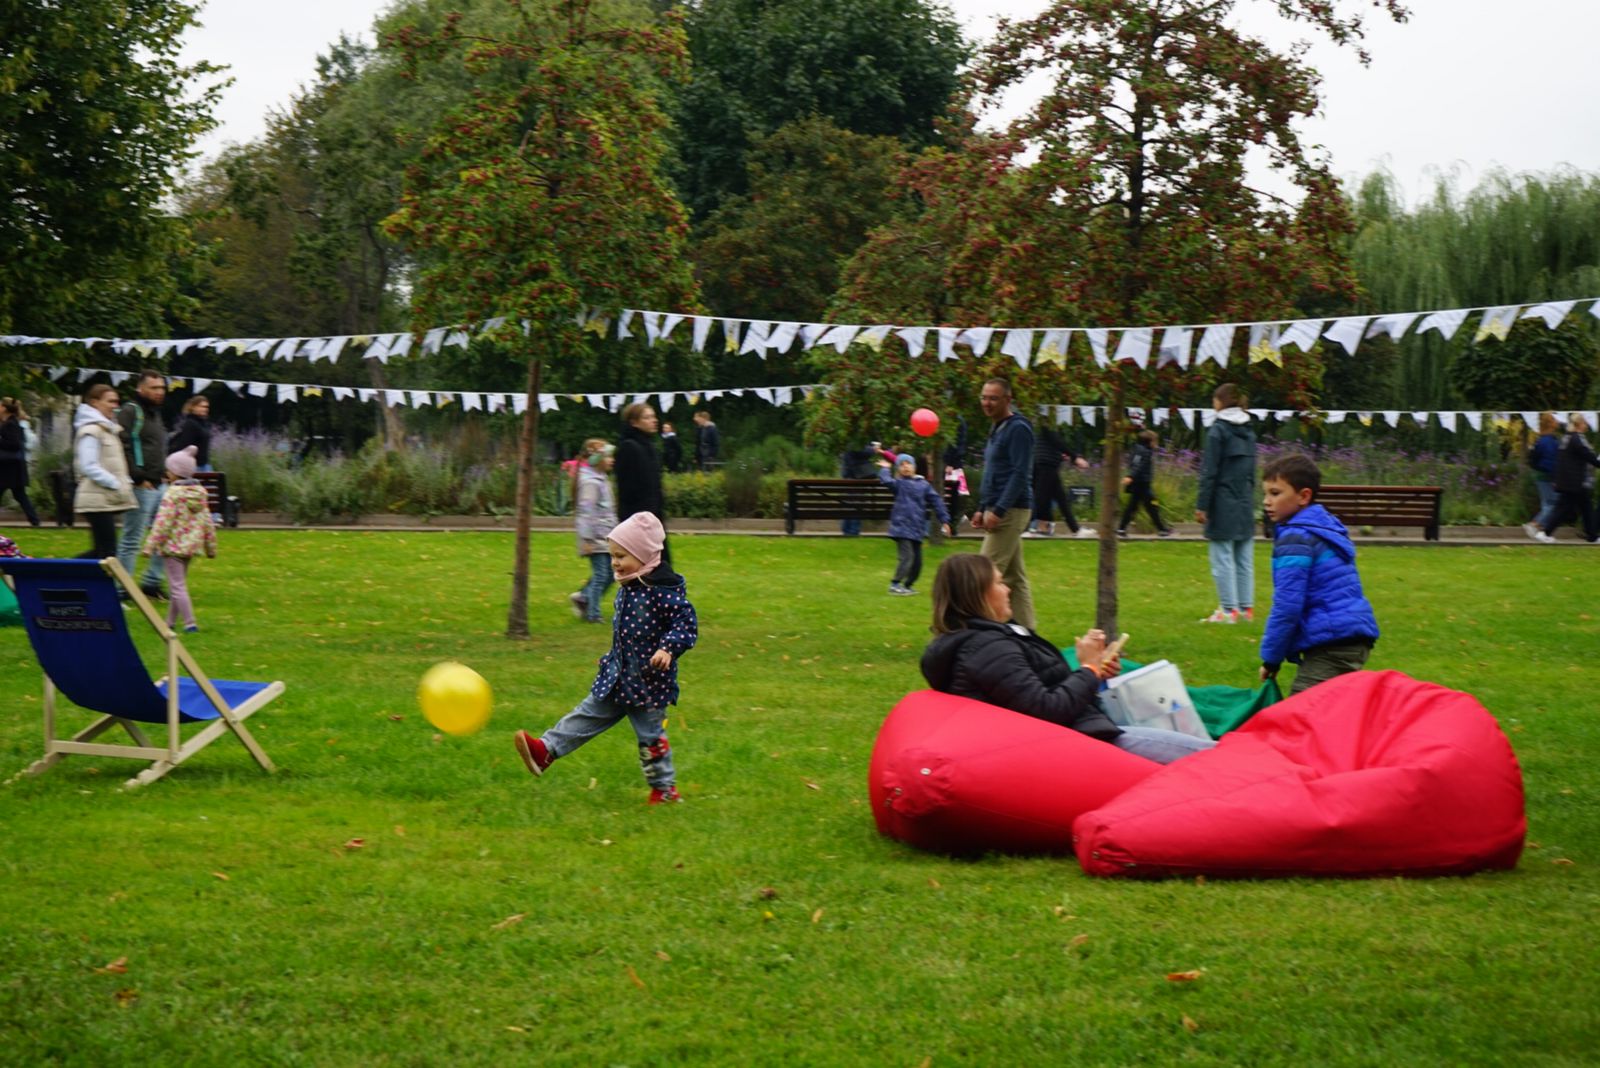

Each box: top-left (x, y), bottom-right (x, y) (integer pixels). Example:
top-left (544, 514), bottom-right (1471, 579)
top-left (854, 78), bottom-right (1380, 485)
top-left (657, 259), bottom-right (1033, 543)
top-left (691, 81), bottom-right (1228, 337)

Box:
top-left (825, 0), bottom-right (1406, 635)
top-left (386, 0), bottom-right (698, 639)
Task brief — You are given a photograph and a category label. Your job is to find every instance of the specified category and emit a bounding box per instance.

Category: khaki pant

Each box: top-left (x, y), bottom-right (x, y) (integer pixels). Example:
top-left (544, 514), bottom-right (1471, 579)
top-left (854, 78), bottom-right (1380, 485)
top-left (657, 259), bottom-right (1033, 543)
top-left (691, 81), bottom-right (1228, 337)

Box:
top-left (981, 507), bottom-right (1034, 630)
top-left (1291, 638), bottom-right (1374, 695)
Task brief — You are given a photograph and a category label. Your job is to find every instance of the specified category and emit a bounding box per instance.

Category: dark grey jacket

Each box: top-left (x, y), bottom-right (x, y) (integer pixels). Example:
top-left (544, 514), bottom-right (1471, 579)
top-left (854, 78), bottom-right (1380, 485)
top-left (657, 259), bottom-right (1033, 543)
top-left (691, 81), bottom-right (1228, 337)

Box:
top-left (1196, 411), bottom-right (1256, 540)
top-left (117, 395), bottom-right (167, 485)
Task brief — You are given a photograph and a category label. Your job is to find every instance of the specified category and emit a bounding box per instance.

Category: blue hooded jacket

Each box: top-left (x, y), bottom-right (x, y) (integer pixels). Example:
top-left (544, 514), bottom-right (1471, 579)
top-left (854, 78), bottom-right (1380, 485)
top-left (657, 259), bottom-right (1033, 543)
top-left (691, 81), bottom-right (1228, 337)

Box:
top-left (1260, 502), bottom-right (1379, 668)
top-left (877, 466), bottom-right (950, 540)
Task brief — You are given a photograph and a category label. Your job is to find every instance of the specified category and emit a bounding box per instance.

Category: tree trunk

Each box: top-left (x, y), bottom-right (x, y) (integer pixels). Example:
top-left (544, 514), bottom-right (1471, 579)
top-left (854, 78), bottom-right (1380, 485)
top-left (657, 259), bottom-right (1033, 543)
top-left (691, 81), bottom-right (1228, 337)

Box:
top-left (1096, 374), bottom-right (1124, 637)
top-left (505, 355), bottom-right (543, 640)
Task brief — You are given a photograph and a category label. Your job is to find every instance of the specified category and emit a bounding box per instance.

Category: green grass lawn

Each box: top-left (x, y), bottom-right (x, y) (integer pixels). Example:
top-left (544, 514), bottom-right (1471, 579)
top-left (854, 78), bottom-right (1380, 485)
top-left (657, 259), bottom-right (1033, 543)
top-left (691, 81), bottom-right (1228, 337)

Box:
top-left (1, 528), bottom-right (1596, 1066)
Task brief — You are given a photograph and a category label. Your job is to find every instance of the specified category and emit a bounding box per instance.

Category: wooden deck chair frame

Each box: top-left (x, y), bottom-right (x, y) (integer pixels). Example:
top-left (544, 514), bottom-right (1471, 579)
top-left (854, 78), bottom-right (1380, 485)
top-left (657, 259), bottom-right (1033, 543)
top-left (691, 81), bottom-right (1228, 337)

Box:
top-left (2, 557), bottom-right (283, 789)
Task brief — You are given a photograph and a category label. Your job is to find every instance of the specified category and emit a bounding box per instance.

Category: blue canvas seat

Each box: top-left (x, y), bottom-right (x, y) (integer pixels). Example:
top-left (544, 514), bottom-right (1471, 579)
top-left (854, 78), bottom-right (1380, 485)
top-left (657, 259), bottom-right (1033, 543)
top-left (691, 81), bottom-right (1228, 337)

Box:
top-left (0, 557), bottom-right (282, 788)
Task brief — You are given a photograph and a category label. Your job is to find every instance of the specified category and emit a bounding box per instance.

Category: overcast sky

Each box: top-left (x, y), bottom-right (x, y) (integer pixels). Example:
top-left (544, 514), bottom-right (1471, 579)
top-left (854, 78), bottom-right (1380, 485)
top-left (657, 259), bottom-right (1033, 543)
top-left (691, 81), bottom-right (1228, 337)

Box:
top-left (179, 0), bottom-right (1599, 207)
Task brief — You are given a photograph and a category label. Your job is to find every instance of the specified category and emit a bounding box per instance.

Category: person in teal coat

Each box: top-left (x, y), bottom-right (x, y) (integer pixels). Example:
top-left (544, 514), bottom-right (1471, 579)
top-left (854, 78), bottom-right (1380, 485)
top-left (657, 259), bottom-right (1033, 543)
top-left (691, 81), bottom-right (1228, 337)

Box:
top-left (1194, 383), bottom-right (1257, 623)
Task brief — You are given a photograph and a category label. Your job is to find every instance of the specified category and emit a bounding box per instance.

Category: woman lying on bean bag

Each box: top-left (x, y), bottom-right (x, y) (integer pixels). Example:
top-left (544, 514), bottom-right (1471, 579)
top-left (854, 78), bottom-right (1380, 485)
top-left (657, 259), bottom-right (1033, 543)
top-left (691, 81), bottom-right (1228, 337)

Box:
top-left (919, 554), bottom-right (1215, 765)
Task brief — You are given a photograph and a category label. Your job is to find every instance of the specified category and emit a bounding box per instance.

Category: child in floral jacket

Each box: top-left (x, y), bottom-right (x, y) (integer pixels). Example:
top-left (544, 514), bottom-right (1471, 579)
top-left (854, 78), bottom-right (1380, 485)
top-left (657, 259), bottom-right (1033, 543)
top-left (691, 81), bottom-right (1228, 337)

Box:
top-left (515, 512), bottom-right (698, 804)
top-left (141, 445), bottom-right (216, 632)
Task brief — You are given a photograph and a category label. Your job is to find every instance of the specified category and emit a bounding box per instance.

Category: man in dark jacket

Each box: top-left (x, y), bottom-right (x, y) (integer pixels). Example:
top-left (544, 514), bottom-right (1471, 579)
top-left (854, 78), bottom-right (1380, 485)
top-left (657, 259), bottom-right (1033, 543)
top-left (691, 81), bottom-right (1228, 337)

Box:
top-left (614, 402), bottom-right (672, 568)
top-left (837, 441), bottom-right (881, 535)
top-left (971, 377), bottom-right (1036, 629)
top-left (116, 369), bottom-right (169, 596)
top-left (693, 410), bottom-right (720, 470)
top-left (1535, 414), bottom-right (1600, 543)
top-left (1028, 422), bottom-right (1092, 538)
top-left (1195, 383), bottom-right (1256, 623)
top-left (660, 422), bottom-right (684, 473)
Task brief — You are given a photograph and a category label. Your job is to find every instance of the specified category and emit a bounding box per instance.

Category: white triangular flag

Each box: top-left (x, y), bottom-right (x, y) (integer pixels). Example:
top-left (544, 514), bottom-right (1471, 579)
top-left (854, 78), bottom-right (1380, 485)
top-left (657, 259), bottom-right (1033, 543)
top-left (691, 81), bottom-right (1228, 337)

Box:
top-left (1278, 319), bottom-right (1324, 352)
top-left (332, 386), bottom-right (353, 401)
top-left (1462, 411), bottom-right (1482, 430)
top-left (1085, 328), bottom-right (1110, 366)
top-left (388, 334), bottom-right (413, 360)
top-left (1078, 405), bottom-right (1098, 426)
top-left (1114, 327), bottom-right (1152, 368)
top-left (1156, 326), bottom-right (1192, 368)
top-left (1522, 301), bottom-right (1574, 329)
top-left (692, 316), bottom-right (713, 352)
top-left (1178, 408), bottom-right (1196, 429)
top-left (659, 313), bottom-right (686, 341)
top-left (800, 323), bottom-right (828, 349)
top-left (422, 327), bottom-right (448, 354)
top-left (774, 386), bottom-right (794, 406)
top-left (384, 389), bottom-right (406, 407)
top-left (513, 394), bottom-right (529, 415)
top-left (957, 327), bottom-right (994, 357)
top-left (357, 388), bottom-right (377, 403)
top-left (1381, 410), bottom-right (1399, 426)
top-left (657, 392), bottom-right (673, 414)
top-left (1196, 324), bottom-right (1234, 367)
top-left (1520, 410), bottom-right (1539, 429)
top-left (407, 390), bottom-right (429, 407)
top-left (617, 310), bottom-right (635, 340)
top-left (739, 321), bottom-right (772, 357)
top-left (896, 327), bottom-right (929, 359)
top-left (1365, 312), bottom-right (1419, 340)
top-left (1439, 411), bottom-right (1458, 432)
top-left (641, 311), bottom-right (663, 345)
top-left (1418, 309), bottom-right (1468, 339)
top-left (276, 384), bottom-right (298, 404)
top-left (248, 381), bottom-right (271, 398)
top-left (539, 394), bottom-right (559, 413)
top-left (1322, 316), bottom-right (1368, 356)
top-left (108, 370), bottom-right (131, 385)
top-left (191, 378), bottom-right (212, 394)
top-left (1325, 411), bottom-right (1347, 424)
top-left (768, 321), bottom-right (800, 354)
top-left (819, 325), bottom-right (860, 353)
top-left (1000, 329), bottom-right (1034, 369)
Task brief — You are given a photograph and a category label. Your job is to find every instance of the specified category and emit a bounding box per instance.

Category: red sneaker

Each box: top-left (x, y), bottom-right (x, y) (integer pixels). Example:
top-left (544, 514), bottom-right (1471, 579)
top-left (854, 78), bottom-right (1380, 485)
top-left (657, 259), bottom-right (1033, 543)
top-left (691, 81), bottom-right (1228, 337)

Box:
top-left (1240, 607), bottom-right (1254, 622)
top-left (647, 786), bottom-right (682, 805)
top-left (514, 730), bottom-right (552, 776)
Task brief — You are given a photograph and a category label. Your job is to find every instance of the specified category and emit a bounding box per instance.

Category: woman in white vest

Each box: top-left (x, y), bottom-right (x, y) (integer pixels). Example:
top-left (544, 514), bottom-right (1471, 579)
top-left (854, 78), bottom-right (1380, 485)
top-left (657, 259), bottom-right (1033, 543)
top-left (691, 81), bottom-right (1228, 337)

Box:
top-left (73, 383), bottom-right (137, 560)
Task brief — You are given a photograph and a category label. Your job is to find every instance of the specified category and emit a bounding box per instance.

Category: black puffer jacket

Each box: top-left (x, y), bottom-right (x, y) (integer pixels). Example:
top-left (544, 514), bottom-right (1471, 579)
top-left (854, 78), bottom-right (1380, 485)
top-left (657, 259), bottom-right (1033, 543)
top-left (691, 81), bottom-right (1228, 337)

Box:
top-left (614, 423), bottom-right (665, 522)
top-left (919, 617), bottom-right (1121, 740)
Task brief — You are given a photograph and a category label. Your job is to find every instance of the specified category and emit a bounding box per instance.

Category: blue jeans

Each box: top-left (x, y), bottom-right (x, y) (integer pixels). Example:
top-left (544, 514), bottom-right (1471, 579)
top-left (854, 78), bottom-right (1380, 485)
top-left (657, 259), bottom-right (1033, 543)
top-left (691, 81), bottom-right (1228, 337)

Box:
top-left (1533, 478), bottom-right (1558, 529)
top-left (1111, 725), bottom-right (1216, 764)
top-left (583, 552), bottom-right (614, 622)
top-left (542, 692), bottom-right (674, 788)
top-left (117, 484), bottom-right (167, 590)
top-left (1207, 538), bottom-right (1253, 611)
top-left (841, 518), bottom-right (862, 536)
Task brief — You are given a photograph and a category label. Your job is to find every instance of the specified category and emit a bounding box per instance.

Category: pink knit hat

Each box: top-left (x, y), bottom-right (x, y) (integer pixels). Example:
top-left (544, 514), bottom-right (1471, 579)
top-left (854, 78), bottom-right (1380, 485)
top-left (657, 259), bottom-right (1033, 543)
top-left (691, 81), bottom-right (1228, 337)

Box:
top-left (166, 445), bottom-right (199, 479)
top-left (608, 511), bottom-right (664, 582)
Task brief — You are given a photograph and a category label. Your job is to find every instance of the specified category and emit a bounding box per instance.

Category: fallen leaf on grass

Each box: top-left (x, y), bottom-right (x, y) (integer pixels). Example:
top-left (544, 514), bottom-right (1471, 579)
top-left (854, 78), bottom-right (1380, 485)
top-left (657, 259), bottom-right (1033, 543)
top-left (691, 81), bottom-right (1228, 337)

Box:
top-left (1553, 858), bottom-right (1575, 866)
top-left (96, 957), bottom-right (129, 975)
top-left (211, 871), bottom-right (230, 882)
top-left (761, 910), bottom-right (775, 922)
top-left (927, 878), bottom-right (942, 889)
top-left (107, 891), bottom-right (127, 904)
top-left (491, 914), bottom-right (526, 931)
top-left (342, 838), bottom-right (366, 851)
top-left (388, 714), bottom-right (405, 722)
top-left (1166, 970), bottom-right (1204, 982)
top-left (803, 780), bottom-right (820, 791)
top-left (626, 964), bottom-right (647, 991)
top-left (811, 909), bottom-right (824, 924)
top-left (1182, 1015), bottom-right (1200, 1033)
top-left (393, 825), bottom-right (406, 837)
top-left (1069, 934), bottom-right (1089, 947)
top-left (759, 887), bottom-right (779, 900)
top-left (114, 988), bottom-right (138, 1006)
top-left (506, 1026), bottom-right (526, 1034)
top-left (586, 778), bottom-right (598, 791)
top-left (655, 950), bottom-right (671, 962)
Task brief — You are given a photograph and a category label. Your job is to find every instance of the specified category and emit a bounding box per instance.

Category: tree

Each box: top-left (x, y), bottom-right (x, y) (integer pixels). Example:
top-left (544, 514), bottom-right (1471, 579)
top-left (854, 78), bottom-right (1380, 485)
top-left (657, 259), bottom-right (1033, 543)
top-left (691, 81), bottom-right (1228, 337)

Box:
top-left (673, 0), bottom-right (965, 220)
top-left (1451, 318), bottom-right (1598, 412)
top-left (385, 0), bottom-right (700, 639)
top-left (0, 0), bottom-right (225, 335)
top-left (825, 0), bottom-right (1408, 634)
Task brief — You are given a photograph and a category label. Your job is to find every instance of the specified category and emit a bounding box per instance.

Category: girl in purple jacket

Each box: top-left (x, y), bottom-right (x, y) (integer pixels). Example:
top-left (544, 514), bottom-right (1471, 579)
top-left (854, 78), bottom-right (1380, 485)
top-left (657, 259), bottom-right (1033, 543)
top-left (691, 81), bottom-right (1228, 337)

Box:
top-left (878, 453), bottom-right (951, 596)
top-left (514, 512), bottom-right (698, 804)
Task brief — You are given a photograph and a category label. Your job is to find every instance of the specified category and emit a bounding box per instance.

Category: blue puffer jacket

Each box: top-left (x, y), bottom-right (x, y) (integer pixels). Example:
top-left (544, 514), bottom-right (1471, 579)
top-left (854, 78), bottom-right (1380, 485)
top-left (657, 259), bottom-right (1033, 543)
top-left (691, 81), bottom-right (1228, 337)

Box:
top-left (1260, 503), bottom-right (1379, 668)
top-left (877, 467), bottom-right (950, 540)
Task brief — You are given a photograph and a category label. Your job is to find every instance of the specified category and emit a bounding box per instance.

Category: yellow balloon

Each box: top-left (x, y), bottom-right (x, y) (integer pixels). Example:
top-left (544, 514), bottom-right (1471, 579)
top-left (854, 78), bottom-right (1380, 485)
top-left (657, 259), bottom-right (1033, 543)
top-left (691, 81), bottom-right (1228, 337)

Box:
top-left (418, 661), bottom-right (493, 736)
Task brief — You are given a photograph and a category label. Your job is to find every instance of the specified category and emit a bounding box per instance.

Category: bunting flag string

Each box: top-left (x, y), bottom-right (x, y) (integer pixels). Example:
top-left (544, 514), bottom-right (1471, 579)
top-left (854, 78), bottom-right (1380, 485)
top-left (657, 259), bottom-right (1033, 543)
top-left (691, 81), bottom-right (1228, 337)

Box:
top-left (24, 361), bottom-right (1596, 432)
top-left (5, 297), bottom-right (1596, 370)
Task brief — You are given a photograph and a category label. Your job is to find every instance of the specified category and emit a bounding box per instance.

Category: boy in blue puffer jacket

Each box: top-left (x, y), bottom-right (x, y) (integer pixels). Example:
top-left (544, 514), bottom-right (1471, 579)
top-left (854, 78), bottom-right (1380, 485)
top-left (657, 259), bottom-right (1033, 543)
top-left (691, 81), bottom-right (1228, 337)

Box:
top-left (1259, 452), bottom-right (1380, 695)
top-left (878, 453), bottom-right (951, 595)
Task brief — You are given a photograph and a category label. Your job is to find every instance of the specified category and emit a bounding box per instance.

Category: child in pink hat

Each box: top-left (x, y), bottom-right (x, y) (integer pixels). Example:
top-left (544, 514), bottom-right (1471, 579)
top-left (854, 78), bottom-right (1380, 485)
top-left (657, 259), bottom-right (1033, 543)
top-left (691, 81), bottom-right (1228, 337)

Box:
top-left (141, 446), bottom-right (215, 631)
top-left (514, 512), bottom-right (699, 804)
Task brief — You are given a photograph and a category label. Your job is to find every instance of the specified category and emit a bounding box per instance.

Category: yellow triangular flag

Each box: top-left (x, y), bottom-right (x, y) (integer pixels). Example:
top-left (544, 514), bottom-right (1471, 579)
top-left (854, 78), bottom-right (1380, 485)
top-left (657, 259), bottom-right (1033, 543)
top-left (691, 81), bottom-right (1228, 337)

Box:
top-left (1247, 340), bottom-right (1282, 366)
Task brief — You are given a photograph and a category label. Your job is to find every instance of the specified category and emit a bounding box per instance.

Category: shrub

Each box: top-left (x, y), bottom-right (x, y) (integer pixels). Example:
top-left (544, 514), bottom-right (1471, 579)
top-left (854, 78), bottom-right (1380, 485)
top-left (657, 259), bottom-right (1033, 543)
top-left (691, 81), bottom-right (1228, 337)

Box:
top-left (721, 457), bottom-right (764, 516)
top-left (665, 471), bottom-right (725, 518)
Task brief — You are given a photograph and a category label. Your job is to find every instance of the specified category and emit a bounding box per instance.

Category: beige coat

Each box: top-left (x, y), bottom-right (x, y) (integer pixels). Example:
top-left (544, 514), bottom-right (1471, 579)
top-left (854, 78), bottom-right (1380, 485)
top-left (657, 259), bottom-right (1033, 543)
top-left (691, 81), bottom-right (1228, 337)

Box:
top-left (74, 421), bottom-right (137, 513)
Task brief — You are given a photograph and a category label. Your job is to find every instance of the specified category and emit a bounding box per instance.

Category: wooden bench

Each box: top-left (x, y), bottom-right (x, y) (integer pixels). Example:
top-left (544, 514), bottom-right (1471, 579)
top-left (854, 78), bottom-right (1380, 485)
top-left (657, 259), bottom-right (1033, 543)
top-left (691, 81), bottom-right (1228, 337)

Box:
top-left (194, 472), bottom-right (242, 528)
top-left (785, 478), bottom-right (963, 535)
top-left (1263, 484), bottom-right (1443, 541)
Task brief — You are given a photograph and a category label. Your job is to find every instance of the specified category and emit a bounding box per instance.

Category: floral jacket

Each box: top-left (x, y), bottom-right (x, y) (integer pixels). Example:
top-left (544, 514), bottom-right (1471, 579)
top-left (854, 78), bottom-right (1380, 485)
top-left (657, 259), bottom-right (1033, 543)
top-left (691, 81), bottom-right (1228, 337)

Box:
top-left (143, 481), bottom-right (217, 560)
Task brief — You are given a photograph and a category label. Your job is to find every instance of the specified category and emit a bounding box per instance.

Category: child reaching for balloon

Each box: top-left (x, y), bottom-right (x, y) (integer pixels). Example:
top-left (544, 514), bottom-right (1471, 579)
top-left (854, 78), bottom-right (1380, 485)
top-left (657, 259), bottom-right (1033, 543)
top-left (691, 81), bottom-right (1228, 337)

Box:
top-left (141, 446), bottom-right (215, 632)
top-left (514, 512), bottom-right (698, 804)
top-left (878, 453), bottom-right (951, 595)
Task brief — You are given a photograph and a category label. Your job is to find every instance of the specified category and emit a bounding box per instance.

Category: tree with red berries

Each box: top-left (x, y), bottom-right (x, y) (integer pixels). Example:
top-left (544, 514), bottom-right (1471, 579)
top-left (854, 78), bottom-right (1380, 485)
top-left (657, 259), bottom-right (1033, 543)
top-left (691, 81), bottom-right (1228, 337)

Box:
top-left (386, 0), bottom-right (699, 639)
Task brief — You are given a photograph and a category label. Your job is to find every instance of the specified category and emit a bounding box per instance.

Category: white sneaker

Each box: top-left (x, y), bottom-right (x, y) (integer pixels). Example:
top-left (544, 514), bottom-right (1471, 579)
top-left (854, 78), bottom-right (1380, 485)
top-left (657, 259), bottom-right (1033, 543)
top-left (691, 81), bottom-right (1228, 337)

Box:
top-left (568, 591), bottom-right (587, 618)
top-left (1533, 531), bottom-right (1557, 544)
top-left (1199, 608), bottom-right (1238, 624)
top-left (1021, 531), bottom-right (1043, 539)
top-left (1075, 526), bottom-right (1097, 539)
top-left (1523, 522), bottom-right (1540, 540)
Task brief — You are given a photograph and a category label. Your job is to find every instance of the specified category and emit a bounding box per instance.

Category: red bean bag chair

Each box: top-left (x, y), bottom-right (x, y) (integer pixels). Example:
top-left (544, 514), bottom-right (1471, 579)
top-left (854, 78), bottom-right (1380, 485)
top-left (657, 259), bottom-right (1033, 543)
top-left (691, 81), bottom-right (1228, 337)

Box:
top-left (869, 689), bottom-right (1160, 856)
top-left (1074, 670), bottom-right (1526, 879)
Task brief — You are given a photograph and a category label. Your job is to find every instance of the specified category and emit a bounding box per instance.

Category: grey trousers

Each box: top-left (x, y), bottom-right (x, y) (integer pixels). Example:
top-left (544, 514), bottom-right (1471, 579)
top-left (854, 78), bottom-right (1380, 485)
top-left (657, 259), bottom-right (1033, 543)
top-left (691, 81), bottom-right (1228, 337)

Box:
top-left (543, 692), bottom-right (674, 788)
top-left (1291, 639), bottom-right (1374, 695)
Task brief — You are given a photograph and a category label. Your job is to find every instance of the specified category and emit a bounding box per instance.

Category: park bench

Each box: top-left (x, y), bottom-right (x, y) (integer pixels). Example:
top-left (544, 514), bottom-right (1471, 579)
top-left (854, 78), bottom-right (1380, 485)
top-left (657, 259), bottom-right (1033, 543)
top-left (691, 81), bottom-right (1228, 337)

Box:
top-left (784, 478), bottom-right (963, 535)
top-left (1263, 484), bottom-right (1444, 541)
top-left (194, 472), bottom-right (243, 528)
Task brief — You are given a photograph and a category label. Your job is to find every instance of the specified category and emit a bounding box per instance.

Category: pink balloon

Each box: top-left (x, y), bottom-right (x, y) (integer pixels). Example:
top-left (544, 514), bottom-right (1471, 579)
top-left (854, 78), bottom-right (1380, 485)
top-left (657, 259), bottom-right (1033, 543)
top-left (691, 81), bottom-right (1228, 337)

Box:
top-left (910, 408), bottom-right (940, 437)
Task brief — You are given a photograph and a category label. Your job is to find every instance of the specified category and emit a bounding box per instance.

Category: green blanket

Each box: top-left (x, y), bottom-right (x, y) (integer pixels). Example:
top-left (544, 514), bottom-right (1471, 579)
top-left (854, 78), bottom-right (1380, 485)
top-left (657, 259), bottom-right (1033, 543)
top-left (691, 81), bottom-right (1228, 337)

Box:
top-left (1064, 650), bottom-right (1280, 738)
top-left (0, 580), bottom-right (19, 628)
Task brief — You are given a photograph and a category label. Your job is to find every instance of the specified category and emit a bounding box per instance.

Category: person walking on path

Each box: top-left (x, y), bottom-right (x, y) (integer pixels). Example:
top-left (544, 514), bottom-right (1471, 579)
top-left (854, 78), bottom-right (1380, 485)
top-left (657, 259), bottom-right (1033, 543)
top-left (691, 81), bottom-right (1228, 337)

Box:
top-left (1117, 429), bottom-right (1171, 536)
top-left (1195, 383), bottom-right (1257, 623)
top-left (116, 369), bottom-right (170, 599)
top-left (615, 402), bottom-right (673, 569)
top-left (0, 398), bottom-right (41, 527)
top-left (571, 443), bottom-right (617, 623)
top-left (1524, 411), bottom-right (1562, 539)
top-left (969, 377), bottom-right (1036, 629)
top-left (1027, 421), bottom-right (1093, 538)
top-left (141, 446), bottom-right (216, 632)
top-left (72, 384), bottom-right (136, 561)
top-left (693, 410), bottom-right (721, 470)
top-left (1534, 413), bottom-right (1600, 543)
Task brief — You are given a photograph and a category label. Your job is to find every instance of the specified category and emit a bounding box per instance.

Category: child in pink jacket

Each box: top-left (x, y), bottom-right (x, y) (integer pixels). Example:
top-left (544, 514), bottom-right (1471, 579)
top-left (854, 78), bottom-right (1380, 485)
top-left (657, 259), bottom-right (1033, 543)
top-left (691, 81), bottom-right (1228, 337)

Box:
top-left (142, 446), bottom-right (216, 631)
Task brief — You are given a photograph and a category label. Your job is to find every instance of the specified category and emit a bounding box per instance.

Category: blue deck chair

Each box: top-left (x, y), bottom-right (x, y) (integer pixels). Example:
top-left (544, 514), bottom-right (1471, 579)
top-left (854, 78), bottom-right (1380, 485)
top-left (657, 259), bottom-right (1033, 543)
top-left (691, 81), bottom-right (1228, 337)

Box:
top-left (0, 557), bottom-right (282, 788)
